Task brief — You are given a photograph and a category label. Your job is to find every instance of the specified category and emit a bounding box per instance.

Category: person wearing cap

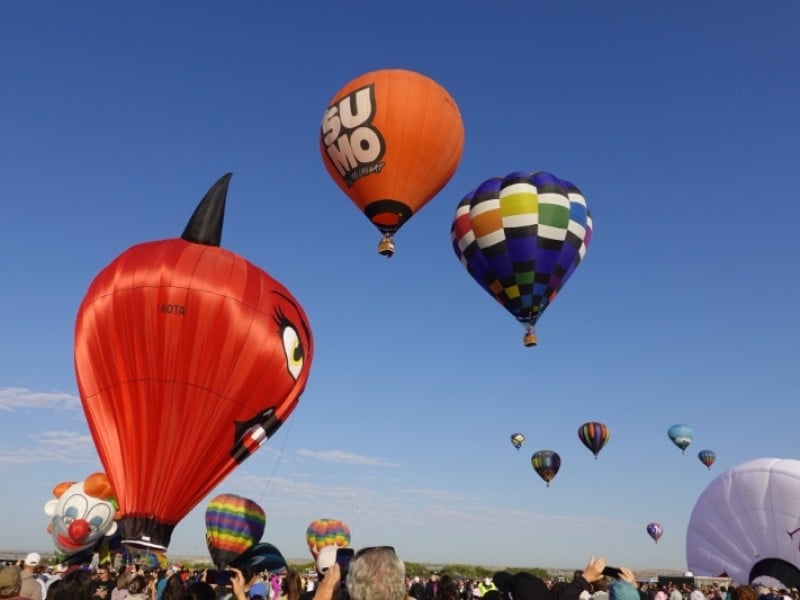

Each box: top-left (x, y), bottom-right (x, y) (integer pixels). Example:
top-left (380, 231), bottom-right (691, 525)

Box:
top-left (20, 554), bottom-right (43, 600)
top-left (0, 565), bottom-right (27, 600)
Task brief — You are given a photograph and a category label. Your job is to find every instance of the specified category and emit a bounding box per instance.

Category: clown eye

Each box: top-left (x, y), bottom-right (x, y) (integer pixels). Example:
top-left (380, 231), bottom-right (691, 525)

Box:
top-left (281, 325), bottom-right (304, 380)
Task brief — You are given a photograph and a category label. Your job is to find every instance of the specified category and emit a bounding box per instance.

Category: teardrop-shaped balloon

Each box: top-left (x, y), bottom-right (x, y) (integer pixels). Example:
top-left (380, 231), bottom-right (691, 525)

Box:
top-left (698, 449), bottom-right (716, 470)
top-left (74, 174), bottom-right (314, 551)
top-left (646, 522), bottom-right (663, 543)
top-left (451, 171), bottom-right (592, 346)
top-left (305, 519), bottom-right (351, 559)
top-left (668, 424), bottom-right (693, 454)
top-left (577, 422), bottom-right (610, 459)
top-left (531, 450), bottom-right (561, 487)
top-left (320, 68), bottom-right (465, 257)
top-left (205, 494), bottom-right (266, 568)
top-left (510, 433), bottom-right (526, 450)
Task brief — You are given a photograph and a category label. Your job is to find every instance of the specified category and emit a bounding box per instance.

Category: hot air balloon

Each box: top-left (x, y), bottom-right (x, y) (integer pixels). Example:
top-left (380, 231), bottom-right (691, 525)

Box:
top-left (668, 424), bottom-right (693, 454)
top-left (74, 174), bottom-right (314, 552)
top-left (647, 522), bottom-right (663, 544)
top-left (698, 450), bottom-right (717, 470)
top-left (306, 519), bottom-right (351, 560)
top-left (43, 473), bottom-right (119, 562)
top-left (531, 450), bottom-right (561, 487)
top-left (451, 171), bottom-right (593, 346)
top-left (577, 422), bottom-right (610, 459)
top-left (687, 458), bottom-right (800, 587)
top-left (510, 433), bottom-right (526, 450)
top-left (205, 494), bottom-right (266, 568)
top-left (320, 68), bottom-right (465, 257)
top-left (231, 542), bottom-right (287, 575)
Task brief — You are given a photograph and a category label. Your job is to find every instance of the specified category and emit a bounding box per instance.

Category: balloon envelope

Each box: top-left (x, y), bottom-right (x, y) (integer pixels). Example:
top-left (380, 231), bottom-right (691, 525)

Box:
top-left (647, 522), bottom-right (663, 543)
top-left (205, 494), bottom-right (266, 568)
top-left (320, 68), bottom-right (464, 256)
top-left (451, 171), bottom-right (592, 346)
top-left (510, 433), bottom-right (526, 450)
top-left (687, 458), bottom-right (800, 587)
top-left (668, 424), bottom-right (693, 453)
top-left (230, 542), bottom-right (287, 575)
top-left (74, 174), bottom-right (314, 551)
top-left (305, 519), bottom-right (351, 559)
top-left (577, 422), bottom-right (610, 459)
top-left (698, 450), bottom-right (717, 470)
top-left (531, 450), bottom-right (561, 487)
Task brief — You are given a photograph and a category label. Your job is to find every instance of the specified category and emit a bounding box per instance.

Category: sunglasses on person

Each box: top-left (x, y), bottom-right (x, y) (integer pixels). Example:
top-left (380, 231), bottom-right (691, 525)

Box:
top-left (355, 546), bottom-right (396, 558)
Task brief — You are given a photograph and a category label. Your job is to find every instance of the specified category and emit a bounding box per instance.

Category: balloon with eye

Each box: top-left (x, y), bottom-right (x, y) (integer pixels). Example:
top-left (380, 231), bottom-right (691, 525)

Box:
top-left (667, 424), bottom-right (693, 454)
top-left (531, 450), bottom-right (561, 487)
top-left (306, 518), bottom-right (351, 560)
top-left (44, 472), bottom-right (120, 562)
top-left (74, 174), bottom-right (314, 552)
top-left (510, 433), bottom-right (526, 451)
top-left (451, 171), bottom-right (593, 346)
top-left (698, 449), bottom-right (716, 470)
top-left (577, 422), bottom-right (610, 460)
top-left (646, 522), bottom-right (663, 544)
top-left (205, 494), bottom-right (266, 568)
top-left (321, 68), bottom-right (465, 257)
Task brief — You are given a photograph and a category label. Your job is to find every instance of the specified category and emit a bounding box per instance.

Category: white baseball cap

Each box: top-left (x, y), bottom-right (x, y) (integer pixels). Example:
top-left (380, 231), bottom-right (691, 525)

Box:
top-left (25, 553), bottom-right (41, 567)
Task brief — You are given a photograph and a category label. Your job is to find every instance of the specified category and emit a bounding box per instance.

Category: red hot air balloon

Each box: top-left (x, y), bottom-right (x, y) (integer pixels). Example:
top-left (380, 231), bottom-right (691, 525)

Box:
top-left (74, 174), bottom-right (314, 552)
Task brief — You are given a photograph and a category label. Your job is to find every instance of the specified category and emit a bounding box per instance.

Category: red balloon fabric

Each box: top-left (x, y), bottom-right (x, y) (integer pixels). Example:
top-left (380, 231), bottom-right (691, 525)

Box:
top-left (74, 175), bottom-right (313, 551)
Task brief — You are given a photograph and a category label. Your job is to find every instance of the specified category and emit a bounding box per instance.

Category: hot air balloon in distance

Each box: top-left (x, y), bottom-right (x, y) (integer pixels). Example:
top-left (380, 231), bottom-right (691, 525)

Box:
top-left (74, 174), bottom-right (314, 552)
top-left (698, 450), bottom-right (717, 470)
top-left (668, 424), bottom-right (693, 454)
top-left (647, 522), bottom-right (663, 544)
top-left (231, 542), bottom-right (287, 575)
top-left (577, 422), bottom-right (610, 460)
top-left (451, 171), bottom-right (593, 346)
top-left (320, 68), bottom-right (465, 257)
top-left (205, 494), bottom-right (266, 568)
top-left (510, 433), bottom-right (526, 450)
top-left (306, 519), bottom-right (351, 560)
top-left (531, 450), bottom-right (561, 487)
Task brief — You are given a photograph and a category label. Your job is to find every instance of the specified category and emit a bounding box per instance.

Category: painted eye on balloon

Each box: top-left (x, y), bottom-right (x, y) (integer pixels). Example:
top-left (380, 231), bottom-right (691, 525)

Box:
top-left (62, 493), bottom-right (89, 524)
top-left (86, 504), bottom-right (113, 533)
top-left (281, 324), bottom-right (304, 380)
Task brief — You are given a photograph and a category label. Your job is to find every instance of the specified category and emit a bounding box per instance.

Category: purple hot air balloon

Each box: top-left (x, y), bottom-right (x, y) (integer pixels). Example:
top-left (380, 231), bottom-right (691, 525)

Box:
top-left (646, 522), bottom-right (663, 544)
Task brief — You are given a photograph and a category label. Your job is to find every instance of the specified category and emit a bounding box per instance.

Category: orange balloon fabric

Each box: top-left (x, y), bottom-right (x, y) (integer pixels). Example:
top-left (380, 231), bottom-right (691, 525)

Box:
top-left (74, 175), bottom-right (313, 551)
top-left (320, 68), bottom-right (464, 240)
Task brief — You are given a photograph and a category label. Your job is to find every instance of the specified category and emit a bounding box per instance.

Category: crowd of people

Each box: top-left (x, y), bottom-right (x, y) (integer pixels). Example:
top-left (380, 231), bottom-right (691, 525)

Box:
top-left (1, 550), bottom-right (798, 600)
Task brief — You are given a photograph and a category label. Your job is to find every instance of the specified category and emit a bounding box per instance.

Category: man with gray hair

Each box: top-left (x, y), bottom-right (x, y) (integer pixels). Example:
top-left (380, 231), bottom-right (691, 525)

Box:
top-left (313, 546), bottom-right (405, 600)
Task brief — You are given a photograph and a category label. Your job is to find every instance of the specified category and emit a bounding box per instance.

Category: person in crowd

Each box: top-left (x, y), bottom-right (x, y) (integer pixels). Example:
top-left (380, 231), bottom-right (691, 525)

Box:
top-left (730, 587), bottom-right (758, 600)
top-left (110, 571), bottom-right (131, 600)
top-left (409, 578), bottom-right (424, 600)
top-left (279, 571), bottom-right (302, 600)
top-left (313, 546), bottom-right (405, 600)
top-left (437, 576), bottom-right (459, 600)
top-left (0, 565), bottom-right (26, 600)
top-left (53, 568), bottom-right (95, 600)
top-left (20, 554), bottom-right (44, 600)
top-left (159, 574), bottom-right (185, 600)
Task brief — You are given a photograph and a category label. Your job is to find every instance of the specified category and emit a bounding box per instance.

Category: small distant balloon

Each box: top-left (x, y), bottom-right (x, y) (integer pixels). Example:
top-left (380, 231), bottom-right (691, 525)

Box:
top-left (647, 522), bottom-right (663, 544)
top-left (510, 433), bottom-right (526, 450)
top-left (531, 450), bottom-right (561, 487)
top-left (205, 494), bottom-right (266, 568)
top-left (577, 422), bottom-right (610, 459)
top-left (667, 424), bottom-right (693, 454)
top-left (698, 450), bottom-right (716, 470)
top-left (305, 519), bottom-right (351, 559)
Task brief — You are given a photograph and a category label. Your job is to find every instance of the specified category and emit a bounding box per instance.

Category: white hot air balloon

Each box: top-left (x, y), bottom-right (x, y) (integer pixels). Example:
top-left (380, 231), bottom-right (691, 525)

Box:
top-left (686, 458), bottom-right (800, 587)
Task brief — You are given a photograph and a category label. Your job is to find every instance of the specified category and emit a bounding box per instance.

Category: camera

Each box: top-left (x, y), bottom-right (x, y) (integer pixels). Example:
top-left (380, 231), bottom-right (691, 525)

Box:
top-left (336, 548), bottom-right (355, 578)
top-left (207, 569), bottom-right (234, 586)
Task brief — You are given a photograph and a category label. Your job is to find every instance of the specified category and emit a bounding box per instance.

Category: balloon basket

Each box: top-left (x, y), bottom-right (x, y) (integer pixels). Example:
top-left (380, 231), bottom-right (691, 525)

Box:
top-left (523, 327), bottom-right (537, 347)
top-left (378, 235), bottom-right (396, 258)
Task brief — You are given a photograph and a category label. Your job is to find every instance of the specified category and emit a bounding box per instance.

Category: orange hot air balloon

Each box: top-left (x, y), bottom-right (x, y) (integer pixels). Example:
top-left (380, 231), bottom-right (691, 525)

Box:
top-left (74, 174), bottom-right (313, 552)
top-left (320, 68), bottom-right (465, 257)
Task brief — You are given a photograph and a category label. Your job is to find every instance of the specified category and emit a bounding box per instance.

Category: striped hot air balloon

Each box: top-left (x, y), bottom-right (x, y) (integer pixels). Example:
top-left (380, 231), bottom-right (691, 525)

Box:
top-left (205, 494), bottom-right (266, 568)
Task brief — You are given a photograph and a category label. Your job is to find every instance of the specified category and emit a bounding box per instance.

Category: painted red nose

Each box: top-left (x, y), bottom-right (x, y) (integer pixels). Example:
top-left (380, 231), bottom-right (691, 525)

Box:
top-left (68, 519), bottom-right (90, 541)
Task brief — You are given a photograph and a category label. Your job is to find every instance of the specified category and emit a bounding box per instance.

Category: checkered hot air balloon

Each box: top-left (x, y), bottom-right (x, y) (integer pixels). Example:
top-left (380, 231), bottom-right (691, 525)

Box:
top-left (531, 450), bottom-right (561, 487)
top-left (451, 171), bottom-right (592, 347)
top-left (205, 494), bottom-right (266, 568)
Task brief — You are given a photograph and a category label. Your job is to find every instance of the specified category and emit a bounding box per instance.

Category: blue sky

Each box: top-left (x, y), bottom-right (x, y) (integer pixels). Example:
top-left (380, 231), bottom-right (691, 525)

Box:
top-left (1, 1), bottom-right (799, 572)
